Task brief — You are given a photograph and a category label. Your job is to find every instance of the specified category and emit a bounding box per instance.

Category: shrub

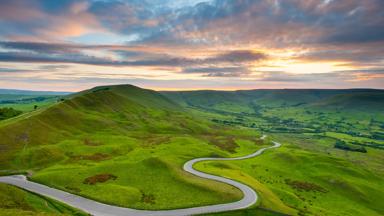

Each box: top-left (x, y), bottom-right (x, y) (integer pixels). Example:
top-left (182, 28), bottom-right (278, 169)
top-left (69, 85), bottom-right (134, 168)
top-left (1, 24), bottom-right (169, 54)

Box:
top-left (0, 107), bottom-right (22, 120)
top-left (334, 140), bottom-right (367, 153)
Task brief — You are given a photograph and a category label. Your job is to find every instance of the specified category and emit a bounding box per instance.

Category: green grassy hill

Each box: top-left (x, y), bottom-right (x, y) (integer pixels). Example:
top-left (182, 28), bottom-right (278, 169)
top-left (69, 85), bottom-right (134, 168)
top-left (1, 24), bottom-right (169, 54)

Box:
top-left (163, 89), bottom-right (384, 110)
top-left (0, 84), bottom-right (206, 168)
top-left (2, 84), bottom-right (290, 214)
top-left (312, 92), bottom-right (384, 111)
top-left (0, 85), bottom-right (383, 216)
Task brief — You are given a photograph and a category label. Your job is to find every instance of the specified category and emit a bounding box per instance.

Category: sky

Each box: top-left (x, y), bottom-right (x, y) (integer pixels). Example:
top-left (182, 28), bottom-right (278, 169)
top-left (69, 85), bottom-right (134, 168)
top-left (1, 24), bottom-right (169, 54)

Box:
top-left (0, 0), bottom-right (383, 91)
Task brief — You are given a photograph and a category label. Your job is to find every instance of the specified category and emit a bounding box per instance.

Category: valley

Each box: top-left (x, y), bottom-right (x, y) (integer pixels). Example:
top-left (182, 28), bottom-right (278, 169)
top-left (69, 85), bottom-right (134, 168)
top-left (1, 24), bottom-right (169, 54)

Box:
top-left (0, 85), bottom-right (383, 216)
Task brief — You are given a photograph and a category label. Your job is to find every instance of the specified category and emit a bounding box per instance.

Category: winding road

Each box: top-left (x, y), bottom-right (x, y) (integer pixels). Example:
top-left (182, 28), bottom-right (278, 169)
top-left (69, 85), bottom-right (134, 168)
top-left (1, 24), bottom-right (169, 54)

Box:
top-left (0, 136), bottom-right (281, 216)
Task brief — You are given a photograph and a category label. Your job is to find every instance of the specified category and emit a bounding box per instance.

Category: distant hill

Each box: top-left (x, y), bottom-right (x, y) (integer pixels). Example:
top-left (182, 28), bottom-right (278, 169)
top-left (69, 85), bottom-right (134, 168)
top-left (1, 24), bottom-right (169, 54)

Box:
top-left (311, 92), bottom-right (384, 111)
top-left (0, 89), bottom-right (71, 96)
top-left (0, 89), bottom-right (71, 112)
top-left (162, 89), bottom-right (384, 112)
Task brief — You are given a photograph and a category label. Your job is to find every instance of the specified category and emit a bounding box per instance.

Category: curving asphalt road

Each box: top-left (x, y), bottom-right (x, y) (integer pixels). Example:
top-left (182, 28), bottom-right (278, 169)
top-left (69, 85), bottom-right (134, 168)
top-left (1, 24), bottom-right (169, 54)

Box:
top-left (0, 136), bottom-right (281, 216)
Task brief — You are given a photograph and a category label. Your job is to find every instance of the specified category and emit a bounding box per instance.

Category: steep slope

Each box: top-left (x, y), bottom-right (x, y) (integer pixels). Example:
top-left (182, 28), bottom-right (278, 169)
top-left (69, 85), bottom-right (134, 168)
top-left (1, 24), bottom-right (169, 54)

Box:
top-left (0, 84), bottom-right (200, 169)
top-left (312, 92), bottom-right (384, 111)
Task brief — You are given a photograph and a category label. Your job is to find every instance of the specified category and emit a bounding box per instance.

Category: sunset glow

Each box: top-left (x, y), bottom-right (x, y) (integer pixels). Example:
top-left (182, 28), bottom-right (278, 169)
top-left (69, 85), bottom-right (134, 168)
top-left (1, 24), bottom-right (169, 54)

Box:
top-left (0, 0), bottom-right (383, 91)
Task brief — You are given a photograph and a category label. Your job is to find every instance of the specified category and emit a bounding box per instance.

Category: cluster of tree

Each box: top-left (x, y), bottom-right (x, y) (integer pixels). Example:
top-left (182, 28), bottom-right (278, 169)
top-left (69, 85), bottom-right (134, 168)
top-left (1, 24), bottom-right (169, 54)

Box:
top-left (0, 107), bottom-right (22, 120)
top-left (371, 132), bottom-right (384, 140)
top-left (211, 118), bottom-right (244, 126)
top-left (334, 140), bottom-right (367, 153)
top-left (350, 141), bottom-right (384, 150)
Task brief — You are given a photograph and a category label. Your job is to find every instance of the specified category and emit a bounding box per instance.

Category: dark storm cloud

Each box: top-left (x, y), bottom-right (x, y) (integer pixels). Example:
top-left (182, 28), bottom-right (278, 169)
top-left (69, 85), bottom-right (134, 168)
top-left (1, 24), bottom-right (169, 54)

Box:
top-left (0, 41), bottom-right (82, 54)
top-left (295, 44), bottom-right (384, 66)
top-left (207, 51), bottom-right (266, 63)
top-left (0, 40), bottom-right (266, 67)
top-left (0, 52), bottom-right (111, 65)
top-left (1, 0), bottom-right (383, 46)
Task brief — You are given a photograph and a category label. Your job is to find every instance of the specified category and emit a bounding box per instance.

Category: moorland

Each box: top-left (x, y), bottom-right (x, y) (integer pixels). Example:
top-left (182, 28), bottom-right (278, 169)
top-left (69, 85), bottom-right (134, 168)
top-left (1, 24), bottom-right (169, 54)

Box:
top-left (0, 85), bottom-right (383, 216)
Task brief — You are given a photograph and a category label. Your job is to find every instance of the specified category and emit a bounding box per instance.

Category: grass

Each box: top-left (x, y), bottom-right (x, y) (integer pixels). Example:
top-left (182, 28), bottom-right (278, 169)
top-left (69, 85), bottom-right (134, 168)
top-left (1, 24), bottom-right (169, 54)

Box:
top-left (163, 89), bottom-right (384, 215)
top-left (325, 132), bottom-right (384, 145)
top-left (196, 134), bottom-right (384, 216)
top-left (0, 85), bottom-right (261, 212)
top-left (0, 85), bottom-right (383, 215)
top-left (0, 94), bottom-right (62, 112)
top-left (27, 134), bottom-right (247, 209)
top-left (0, 183), bottom-right (86, 216)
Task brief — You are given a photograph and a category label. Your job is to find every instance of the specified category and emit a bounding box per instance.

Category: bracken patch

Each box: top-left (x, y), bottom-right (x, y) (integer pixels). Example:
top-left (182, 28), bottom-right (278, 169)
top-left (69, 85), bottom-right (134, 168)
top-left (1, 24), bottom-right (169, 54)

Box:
top-left (285, 179), bottom-right (327, 193)
top-left (141, 191), bottom-right (156, 204)
top-left (83, 174), bottom-right (117, 185)
top-left (71, 153), bottom-right (110, 162)
top-left (83, 138), bottom-right (102, 146)
top-left (205, 135), bottom-right (238, 153)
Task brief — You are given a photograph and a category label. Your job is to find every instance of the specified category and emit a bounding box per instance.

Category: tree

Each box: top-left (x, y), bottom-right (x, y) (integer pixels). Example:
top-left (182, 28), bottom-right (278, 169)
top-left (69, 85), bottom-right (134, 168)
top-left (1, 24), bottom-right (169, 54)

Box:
top-left (0, 107), bottom-right (22, 120)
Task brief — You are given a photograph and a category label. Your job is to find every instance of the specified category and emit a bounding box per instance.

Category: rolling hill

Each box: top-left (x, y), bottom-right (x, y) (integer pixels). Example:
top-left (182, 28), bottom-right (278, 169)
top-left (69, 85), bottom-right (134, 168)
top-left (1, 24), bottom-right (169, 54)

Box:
top-left (0, 84), bottom-right (207, 169)
top-left (0, 84), bottom-right (278, 215)
top-left (162, 89), bottom-right (384, 111)
top-left (0, 85), bottom-right (383, 216)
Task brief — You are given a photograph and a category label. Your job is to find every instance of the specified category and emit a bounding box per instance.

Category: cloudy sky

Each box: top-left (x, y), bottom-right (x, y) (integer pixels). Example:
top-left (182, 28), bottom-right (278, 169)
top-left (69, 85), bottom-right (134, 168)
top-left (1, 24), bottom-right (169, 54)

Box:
top-left (0, 0), bottom-right (383, 91)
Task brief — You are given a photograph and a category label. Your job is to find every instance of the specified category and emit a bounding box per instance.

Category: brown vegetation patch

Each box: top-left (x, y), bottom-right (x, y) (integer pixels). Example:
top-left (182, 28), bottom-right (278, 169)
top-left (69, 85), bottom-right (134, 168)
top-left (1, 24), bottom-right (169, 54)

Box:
top-left (15, 132), bottom-right (29, 144)
top-left (71, 153), bottom-right (110, 162)
top-left (285, 179), bottom-right (327, 193)
top-left (0, 144), bottom-right (8, 151)
top-left (141, 191), bottom-right (156, 204)
top-left (83, 174), bottom-right (117, 185)
top-left (251, 137), bottom-right (264, 145)
top-left (142, 135), bottom-right (170, 148)
top-left (205, 135), bottom-right (238, 153)
top-left (83, 138), bottom-right (102, 146)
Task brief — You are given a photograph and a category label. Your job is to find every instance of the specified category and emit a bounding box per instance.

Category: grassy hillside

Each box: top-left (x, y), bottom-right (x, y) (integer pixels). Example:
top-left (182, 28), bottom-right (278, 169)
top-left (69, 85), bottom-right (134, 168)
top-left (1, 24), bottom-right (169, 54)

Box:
top-left (1, 85), bottom-right (294, 214)
top-left (162, 89), bottom-right (384, 215)
top-left (163, 89), bottom-right (384, 141)
top-left (163, 89), bottom-right (384, 110)
top-left (312, 92), bottom-right (384, 111)
top-left (0, 85), bottom-right (383, 216)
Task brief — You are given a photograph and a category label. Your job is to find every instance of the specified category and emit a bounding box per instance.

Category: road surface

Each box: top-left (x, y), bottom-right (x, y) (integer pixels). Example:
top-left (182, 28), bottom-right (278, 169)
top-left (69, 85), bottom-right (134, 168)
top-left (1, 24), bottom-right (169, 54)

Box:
top-left (0, 136), bottom-right (281, 216)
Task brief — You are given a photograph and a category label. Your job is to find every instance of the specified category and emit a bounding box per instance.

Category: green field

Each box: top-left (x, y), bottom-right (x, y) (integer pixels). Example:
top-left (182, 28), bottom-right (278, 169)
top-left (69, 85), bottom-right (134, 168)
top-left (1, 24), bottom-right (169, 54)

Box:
top-left (0, 85), bottom-right (383, 215)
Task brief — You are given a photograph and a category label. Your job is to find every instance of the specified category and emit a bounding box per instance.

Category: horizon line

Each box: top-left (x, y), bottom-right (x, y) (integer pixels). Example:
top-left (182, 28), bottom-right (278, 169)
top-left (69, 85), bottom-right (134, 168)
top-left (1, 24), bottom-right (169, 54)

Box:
top-left (1, 84), bottom-right (384, 93)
